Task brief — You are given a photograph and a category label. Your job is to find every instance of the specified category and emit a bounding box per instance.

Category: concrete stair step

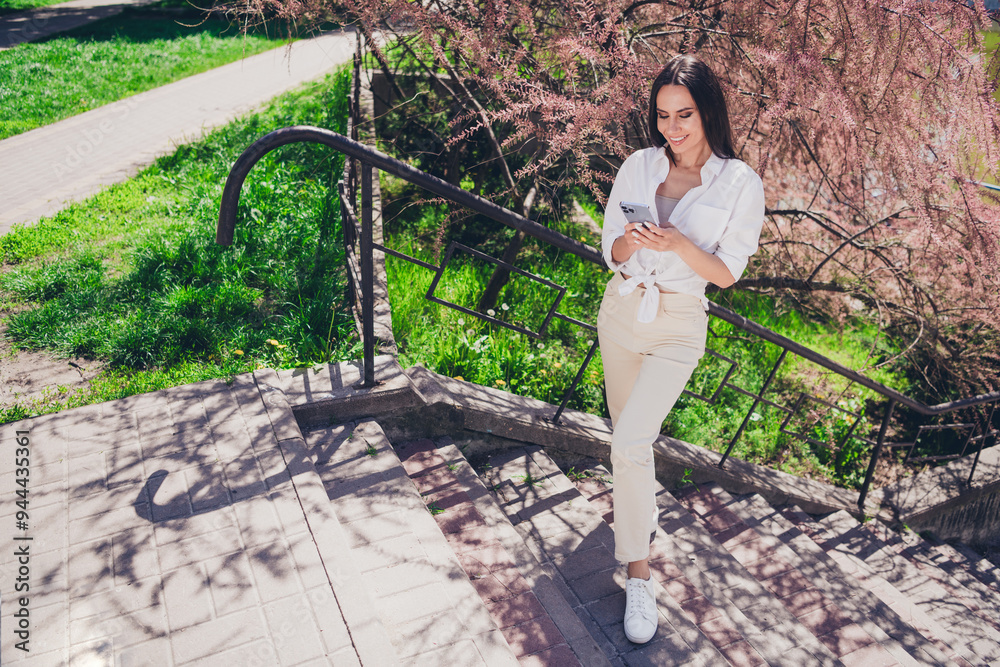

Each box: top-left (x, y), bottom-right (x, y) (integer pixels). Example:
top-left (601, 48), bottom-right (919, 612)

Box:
top-left (483, 447), bottom-right (730, 667)
top-left (621, 473), bottom-right (849, 666)
top-left (303, 420), bottom-right (519, 666)
top-left (243, 370), bottom-right (401, 666)
top-left (942, 541), bottom-right (1000, 594)
top-left (875, 525), bottom-right (1000, 639)
top-left (786, 507), bottom-right (1000, 665)
top-left (399, 436), bottom-right (609, 666)
top-left (708, 485), bottom-right (959, 666)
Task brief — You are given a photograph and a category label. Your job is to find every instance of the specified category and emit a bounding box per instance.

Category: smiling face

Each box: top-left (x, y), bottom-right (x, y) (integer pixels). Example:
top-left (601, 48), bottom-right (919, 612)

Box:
top-left (655, 84), bottom-right (711, 166)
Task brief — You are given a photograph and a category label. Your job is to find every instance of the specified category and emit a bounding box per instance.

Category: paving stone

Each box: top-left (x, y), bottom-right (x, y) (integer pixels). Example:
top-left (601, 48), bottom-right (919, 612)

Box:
top-left (679, 595), bottom-right (724, 625)
top-left (349, 533), bottom-right (428, 573)
top-left (332, 473), bottom-right (424, 522)
top-left (552, 546), bottom-right (620, 581)
top-left (486, 591), bottom-right (548, 629)
top-left (68, 638), bottom-right (114, 667)
top-left (567, 567), bottom-right (622, 603)
top-left (341, 510), bottom-right (414, 548)
top-left (68, 452), bottom-right (108, 498)
top-left (519, 643), bottom-right (582, 666)
top-left (422, 486), bottom-right (473, 511)
top-left (69, 603), bottom-right (169, 649)
top-left (161, 564), bottom-right (212, 631)
top-left (499, 615), bottom-right (565, 658)
top-left (763, 567), bottom-right (813, 598)
top-left (69, 577), bottom-right (162, 623)
top-left (468, 629), bottom-right (522, 667)
top-left (139, 430), bottom-right (215, 463)
top-left (816, 621), bottom-right (876, 657)
top-left (444, 523), bottom-right (505, 553)
top-left (169, 607), bottom-right (269, 663)
top-left (396, 440), bottom-right (450, 475)
top-left (205, 550), bottom-right (258, 616)
top-left (622, 631), bottom-right (700, 667)
top-left (458, 543), bottom-right (518, 577)
top-left (116, 636), bottom-right (172, 667)
top-left (647, 556), bottom-right (685, 583)
top-left (718, 639), bottom-right (767, 667)
top-left (583, 590), bottom-right (627, 628)
top-left (471, 570), bottom-right (532, 603)
top-left (661, 576), bottom-right (702, 603)
top-left (377, 582), bottom-right (455, 627)
top-left (147, 471), bottom-right (193, 522)
top-left (157, 523), bottom-right (243, 572)
top-left (263, 593), bottom-right (328, 666)
top-left (67, 539), bottom-right (114, 598)
top-left (796, 603), bottom-right (854, 637)
top-left (400, 637), bottom-right (488, 666)
top-left (388, 609), bottom-right (471, 658)
top-left (362, 560), bottom-right (441, 598)
top-left (182, 639), bottom-right (278, 667)
top-left (696, 615), bottom-right (742, 647)
top-left (304, 585), bottom-right (354, 655)
top-left (223, 455), bottom-right (267, 503)
top-left (839, 641), bottom-right (899, 666)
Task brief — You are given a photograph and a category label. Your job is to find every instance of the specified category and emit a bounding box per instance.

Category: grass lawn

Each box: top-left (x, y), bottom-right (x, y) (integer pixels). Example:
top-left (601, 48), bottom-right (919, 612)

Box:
top-left (0, 9), bottom-right (289, 139)
top-left (0, 65), bottom-right (356, 423)
top-left (381, 177), bottom-right (911, 489)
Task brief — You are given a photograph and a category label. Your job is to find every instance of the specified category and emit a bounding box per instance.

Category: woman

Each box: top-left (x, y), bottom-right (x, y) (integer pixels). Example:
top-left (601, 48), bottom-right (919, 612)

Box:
top-left (598, 54), bottom-right (765, 644)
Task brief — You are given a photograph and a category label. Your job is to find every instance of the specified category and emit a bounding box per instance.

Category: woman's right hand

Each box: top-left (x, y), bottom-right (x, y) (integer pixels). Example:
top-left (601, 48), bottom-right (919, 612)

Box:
top-left (611, 222), bottom-right (649, 263)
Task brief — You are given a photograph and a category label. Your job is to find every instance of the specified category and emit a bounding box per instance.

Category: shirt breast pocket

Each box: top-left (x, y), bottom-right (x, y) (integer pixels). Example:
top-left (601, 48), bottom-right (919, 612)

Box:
top-left (682, 203), bottom-right (729, 250)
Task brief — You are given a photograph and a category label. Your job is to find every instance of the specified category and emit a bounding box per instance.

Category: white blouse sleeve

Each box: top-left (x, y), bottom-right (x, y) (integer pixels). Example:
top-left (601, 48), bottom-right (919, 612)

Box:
top-left (714, 172), bottom-right (765, 282)
top-left (601, 154), bottom-right (638, 271)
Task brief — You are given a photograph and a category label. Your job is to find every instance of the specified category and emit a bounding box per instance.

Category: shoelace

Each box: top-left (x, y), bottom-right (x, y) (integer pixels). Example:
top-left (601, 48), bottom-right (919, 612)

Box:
top-left (625, 578), bottom-right (654, 621)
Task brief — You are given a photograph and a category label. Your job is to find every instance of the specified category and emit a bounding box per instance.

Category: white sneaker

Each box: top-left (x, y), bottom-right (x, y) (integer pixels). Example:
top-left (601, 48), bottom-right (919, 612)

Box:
top-left (623, 575), bottom-right (658, 644)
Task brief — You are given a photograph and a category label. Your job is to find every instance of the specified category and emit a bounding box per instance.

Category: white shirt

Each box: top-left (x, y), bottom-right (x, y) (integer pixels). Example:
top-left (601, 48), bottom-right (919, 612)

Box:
top-left (602, 147), bottom-right (765, 322)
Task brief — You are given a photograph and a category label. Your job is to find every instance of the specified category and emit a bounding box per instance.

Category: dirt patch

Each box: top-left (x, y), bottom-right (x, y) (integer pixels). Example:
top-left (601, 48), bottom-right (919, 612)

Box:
top-left (0, 323), bottom-right (103, 411)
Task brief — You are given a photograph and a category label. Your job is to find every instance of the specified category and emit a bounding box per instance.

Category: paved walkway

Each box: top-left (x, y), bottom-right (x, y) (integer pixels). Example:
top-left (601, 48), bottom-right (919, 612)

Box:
top-left (0, 371), bottom-right (378, 665)
top-left (0, 30), bottom-right (355, 236)
top-left (0, 0), bottom-right (157, 50)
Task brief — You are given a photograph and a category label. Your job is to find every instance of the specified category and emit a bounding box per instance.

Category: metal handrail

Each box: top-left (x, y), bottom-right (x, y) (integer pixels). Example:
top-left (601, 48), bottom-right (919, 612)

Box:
top-left (216, 125), bottom-right (999, 511)
top-left (216, 126), bottom-right (1000, 415)
top-left (216, 126), bottom-right (601, 263)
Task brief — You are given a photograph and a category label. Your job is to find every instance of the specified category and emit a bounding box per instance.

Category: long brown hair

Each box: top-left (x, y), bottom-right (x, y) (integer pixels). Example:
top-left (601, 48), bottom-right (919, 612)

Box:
top-left (648, 55), bottom-right (737, 162)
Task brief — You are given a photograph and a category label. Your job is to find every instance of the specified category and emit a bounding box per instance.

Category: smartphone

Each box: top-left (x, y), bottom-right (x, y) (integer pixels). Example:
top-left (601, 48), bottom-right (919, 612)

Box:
top-left (619, 201), bottom-right (658, 228)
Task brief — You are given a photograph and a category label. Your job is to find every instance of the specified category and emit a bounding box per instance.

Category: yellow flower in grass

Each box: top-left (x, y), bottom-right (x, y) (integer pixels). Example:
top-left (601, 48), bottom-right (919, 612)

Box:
top-left (266, 339), bottom-right (280, 346)
top-left (495, 379), bottom-right (506, 387)
top-left (234, 350), bottom-right (244, 356)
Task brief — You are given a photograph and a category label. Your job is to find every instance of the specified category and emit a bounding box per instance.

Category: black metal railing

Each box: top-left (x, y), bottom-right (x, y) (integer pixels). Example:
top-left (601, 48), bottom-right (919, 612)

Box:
top-left (216, 48), bottom-right (999, 513)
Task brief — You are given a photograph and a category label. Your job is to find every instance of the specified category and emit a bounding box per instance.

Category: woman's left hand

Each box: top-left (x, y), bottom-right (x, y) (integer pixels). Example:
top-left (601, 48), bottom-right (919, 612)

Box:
top-left (631, 222), bottom-right (690, 253)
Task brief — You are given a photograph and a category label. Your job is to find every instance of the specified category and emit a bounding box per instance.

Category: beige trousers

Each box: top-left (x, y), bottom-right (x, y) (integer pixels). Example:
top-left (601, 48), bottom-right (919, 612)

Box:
top-left (597, 272), bottom-right (708, 563)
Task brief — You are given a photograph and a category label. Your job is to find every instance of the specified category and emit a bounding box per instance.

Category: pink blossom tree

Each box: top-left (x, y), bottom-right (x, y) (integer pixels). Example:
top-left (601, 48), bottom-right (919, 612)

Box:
top-left (236, 0), bottom-right (1000, 397)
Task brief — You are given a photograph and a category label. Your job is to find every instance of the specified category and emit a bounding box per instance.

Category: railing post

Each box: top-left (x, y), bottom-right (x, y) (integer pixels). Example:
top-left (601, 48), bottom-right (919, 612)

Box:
top-left (967, 404), bottom-right (996, 486)
top-left (858, 399), bottom-right (896, 512)
top-left (552, 338), bottom-right (600, 424)
top-left (719, 349), bottom-right (788, 469)
top-left (359, 161), bottom-right (376, 387)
